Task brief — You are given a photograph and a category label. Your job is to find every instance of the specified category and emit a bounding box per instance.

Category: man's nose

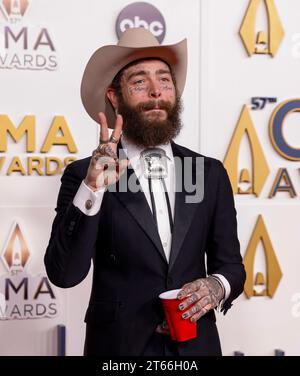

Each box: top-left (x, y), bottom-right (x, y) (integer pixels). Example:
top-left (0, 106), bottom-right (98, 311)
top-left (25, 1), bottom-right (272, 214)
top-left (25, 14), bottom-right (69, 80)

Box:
top-left (148, 80), bottom-right (162, 98)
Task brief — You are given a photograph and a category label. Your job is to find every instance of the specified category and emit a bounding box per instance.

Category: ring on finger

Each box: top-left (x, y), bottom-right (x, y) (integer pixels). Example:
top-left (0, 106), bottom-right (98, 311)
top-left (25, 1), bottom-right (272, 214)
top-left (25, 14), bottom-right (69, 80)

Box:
top-left (109, 134), bottom-right (119, 143)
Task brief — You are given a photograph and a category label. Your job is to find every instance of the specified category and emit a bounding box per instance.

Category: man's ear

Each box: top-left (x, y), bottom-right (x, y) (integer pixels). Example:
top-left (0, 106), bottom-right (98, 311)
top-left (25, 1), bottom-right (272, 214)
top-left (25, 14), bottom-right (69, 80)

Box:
top-left (106, 88), bottom-right (119, 110)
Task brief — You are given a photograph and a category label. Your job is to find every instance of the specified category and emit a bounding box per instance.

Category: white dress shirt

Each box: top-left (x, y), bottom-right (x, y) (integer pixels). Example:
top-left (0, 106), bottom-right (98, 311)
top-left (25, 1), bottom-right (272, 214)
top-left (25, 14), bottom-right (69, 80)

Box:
top-left (72, 136), bottom-right (230, 302)
top-left (120, 136), bottom-right (175, 262)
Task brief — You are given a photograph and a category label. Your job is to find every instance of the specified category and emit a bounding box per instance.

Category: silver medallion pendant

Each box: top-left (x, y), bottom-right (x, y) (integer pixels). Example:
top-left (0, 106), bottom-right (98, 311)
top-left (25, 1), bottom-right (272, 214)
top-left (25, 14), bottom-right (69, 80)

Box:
top-left (141, 148), bottom-right (168, 179)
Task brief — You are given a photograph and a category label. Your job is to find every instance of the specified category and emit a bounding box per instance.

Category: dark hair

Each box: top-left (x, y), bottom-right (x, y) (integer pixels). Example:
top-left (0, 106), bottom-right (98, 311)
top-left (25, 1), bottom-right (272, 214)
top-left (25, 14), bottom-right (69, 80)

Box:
top-left (110, 58), bottom-right (178, 99)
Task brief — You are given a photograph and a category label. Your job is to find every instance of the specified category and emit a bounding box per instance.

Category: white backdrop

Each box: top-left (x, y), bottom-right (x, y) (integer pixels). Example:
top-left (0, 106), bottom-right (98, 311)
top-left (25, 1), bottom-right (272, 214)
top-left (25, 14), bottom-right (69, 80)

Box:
top-left (0, 0), bottom-right (299, 356)
top-left (200, 0), bottom-right (300, 356)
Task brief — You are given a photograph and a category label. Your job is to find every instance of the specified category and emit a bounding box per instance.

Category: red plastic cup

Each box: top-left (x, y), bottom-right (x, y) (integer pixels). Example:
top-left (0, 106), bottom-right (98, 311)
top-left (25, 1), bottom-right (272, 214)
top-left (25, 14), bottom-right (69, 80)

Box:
top-left (159, 289), bottom-right (197, 342)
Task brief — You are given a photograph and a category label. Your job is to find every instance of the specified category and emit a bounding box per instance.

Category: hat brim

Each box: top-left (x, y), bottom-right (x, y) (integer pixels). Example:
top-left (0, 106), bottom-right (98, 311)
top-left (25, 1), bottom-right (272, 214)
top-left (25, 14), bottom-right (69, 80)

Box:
top-left (80, 38), bottom-right (187, 128)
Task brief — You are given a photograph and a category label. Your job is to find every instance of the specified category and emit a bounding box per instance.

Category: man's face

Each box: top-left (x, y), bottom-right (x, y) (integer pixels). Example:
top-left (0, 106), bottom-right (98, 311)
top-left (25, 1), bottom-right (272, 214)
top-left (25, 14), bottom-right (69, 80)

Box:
top-left (110, 59), bottom-right (182, 148)
top-left (120, 59), bottom-right (176, 121)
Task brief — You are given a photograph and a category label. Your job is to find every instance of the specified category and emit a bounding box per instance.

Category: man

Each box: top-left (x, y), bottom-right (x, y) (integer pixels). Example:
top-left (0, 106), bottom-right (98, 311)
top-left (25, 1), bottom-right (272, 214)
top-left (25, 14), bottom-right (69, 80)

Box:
top-left (45, 28), bottom-right (246, 356)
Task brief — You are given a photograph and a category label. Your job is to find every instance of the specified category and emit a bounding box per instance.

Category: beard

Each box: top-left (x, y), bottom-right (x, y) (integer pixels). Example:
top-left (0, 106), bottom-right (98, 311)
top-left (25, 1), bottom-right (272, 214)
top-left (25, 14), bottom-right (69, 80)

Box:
top-left (117, 96), bottom-right (183, 148)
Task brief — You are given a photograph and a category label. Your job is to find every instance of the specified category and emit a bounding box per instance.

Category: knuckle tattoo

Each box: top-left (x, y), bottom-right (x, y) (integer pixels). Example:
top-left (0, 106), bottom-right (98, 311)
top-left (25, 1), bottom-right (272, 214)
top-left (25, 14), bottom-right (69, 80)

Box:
top-left (188, 294), bottom-right (196, 304)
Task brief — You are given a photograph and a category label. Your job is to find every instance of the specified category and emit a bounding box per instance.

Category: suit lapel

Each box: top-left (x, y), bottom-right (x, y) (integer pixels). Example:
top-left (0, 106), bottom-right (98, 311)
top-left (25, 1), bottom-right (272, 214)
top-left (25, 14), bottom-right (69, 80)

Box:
top-left (110, 142), bottom-right (210, 269)
top-left (168, 142), bottom-right (208, 272)
top-left (111, 145), bottom-right (167, 263)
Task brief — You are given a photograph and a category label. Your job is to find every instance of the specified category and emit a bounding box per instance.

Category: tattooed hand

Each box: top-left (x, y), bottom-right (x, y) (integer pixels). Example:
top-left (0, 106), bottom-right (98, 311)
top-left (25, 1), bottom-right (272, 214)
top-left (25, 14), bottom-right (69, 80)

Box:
top-left (177, 276), bottom-right (225, 323)
top-left (84, 112), bottom-right (130, 191)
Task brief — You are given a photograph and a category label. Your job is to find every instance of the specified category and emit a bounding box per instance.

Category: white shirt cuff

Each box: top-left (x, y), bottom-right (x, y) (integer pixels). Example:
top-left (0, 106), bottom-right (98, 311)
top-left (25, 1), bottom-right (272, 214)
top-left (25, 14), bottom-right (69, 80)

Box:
top-left (212, 273), bottom-right (231, 300)
top-left (73, 181), bottom-right (106, 216)
top-left (211, 273), bottom-right (231, 313)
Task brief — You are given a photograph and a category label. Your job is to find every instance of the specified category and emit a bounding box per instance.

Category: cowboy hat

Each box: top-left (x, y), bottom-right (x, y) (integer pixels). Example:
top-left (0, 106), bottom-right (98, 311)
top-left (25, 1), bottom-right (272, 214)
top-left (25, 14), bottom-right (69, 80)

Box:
top-left (80, 27), bottom-right (187, 128)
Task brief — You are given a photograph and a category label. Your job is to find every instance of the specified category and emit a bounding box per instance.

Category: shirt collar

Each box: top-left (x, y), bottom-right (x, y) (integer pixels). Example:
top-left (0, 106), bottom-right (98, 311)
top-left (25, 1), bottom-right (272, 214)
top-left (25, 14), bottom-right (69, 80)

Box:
top-left (120, 135), bottom-right (173, 163)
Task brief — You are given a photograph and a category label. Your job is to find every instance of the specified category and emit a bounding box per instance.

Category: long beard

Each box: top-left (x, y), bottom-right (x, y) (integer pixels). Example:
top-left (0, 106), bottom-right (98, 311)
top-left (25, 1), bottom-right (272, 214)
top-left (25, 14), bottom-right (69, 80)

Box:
top-left (118, 97), bottom-right (183, 148)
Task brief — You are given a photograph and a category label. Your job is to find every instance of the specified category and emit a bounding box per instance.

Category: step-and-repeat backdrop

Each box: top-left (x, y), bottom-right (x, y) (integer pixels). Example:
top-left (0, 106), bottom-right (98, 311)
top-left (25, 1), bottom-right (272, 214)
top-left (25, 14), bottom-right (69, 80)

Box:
top-left (0, 0), bottom-right (299, 355)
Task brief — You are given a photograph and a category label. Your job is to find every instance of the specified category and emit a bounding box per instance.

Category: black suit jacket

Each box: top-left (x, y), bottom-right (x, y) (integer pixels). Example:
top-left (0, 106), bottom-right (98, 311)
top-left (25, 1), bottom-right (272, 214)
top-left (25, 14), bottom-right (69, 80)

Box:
top-left (44, 141), bottom-right (246, 356)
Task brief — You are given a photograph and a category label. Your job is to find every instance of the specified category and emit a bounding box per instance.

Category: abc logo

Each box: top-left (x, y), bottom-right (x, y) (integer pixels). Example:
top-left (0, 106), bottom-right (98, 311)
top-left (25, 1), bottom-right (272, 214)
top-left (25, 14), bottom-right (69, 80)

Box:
top-left (116, 2), bottom-right (166, 44)
top-left (120, 16), bottom-right (163, 38)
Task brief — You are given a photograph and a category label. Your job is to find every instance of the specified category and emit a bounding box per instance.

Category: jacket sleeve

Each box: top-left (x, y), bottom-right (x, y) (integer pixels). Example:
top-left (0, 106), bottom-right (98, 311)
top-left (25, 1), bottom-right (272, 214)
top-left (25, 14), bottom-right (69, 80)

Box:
top-left (206, 160), bottom-right (246, 314)
top-left (44, 161), bottom-right (101, 288)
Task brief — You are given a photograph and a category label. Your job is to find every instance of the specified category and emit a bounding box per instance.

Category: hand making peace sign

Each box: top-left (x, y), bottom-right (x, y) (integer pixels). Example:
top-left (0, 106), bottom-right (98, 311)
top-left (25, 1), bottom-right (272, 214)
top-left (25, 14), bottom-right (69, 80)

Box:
top-left (84, 112), bottom-right (130, 191)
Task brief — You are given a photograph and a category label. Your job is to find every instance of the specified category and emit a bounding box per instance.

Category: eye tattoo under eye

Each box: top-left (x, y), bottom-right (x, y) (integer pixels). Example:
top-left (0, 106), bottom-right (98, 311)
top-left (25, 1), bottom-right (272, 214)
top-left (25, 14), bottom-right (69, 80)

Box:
top-left (160, 83), bottom-right (173, 91)
top-left (159, 77), bottom-right (173, 91)
top-left (128, 83), bottom-right (147, 95)
top-left (127, 78), bottom-right (173, 95)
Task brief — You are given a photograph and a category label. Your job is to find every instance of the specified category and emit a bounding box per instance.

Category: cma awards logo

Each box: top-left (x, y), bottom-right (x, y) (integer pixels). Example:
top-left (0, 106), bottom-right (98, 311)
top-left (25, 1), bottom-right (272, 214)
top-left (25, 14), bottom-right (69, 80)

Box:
top-left (0, 114), bottom-right (77, 176)
top-left (0, 0), bottom-right (58, 70)
top-left (0, 0), bottom-right (28, 23)
top-left (116, 2), bottom-right (166, 44)
top-left (224, 98), bottom-right (300, 298)
top-left (240, 0), bottom-right (284, 57)
top-left (243, 215), bottom-right (282, 298)
top-left (0, 221), bottom-right (59, 320)
top-left (224, 99), bottom-right (300, 198)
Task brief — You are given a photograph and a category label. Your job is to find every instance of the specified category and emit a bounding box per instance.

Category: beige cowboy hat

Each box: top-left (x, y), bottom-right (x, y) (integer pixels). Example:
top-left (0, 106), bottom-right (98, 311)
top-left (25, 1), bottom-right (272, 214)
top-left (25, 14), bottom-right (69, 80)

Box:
top-left (80, 27), bottom-right (187, 128)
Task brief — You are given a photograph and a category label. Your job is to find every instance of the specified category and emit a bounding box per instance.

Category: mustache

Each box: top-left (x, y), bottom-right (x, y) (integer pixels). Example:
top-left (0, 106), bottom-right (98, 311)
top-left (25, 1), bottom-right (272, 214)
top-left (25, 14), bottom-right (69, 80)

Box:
top-left (135, 100), bottom-right (173, 112)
